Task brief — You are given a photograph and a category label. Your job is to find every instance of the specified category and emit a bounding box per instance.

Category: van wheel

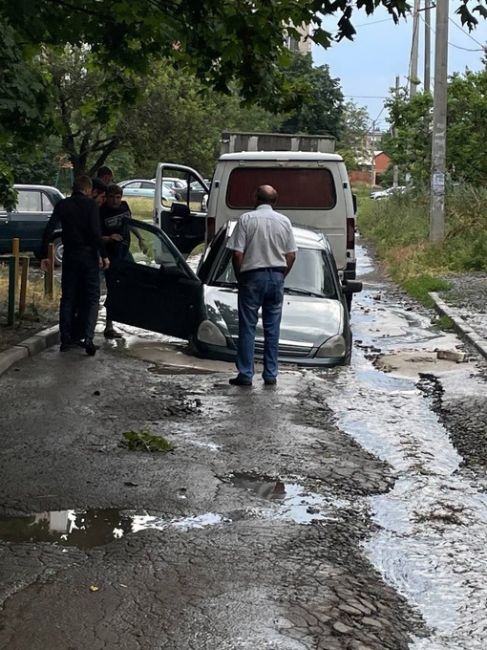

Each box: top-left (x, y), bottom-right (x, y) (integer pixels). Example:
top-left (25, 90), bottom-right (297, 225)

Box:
top-left (52, 237), bottom-right (64, 266)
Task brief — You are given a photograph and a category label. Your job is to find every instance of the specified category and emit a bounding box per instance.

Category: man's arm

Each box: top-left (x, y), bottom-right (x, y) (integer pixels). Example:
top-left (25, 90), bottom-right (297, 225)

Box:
top-left (284, 252), bottom-right (296, 277)
top-left (88, 201), bottom-right (110, 269)
top-left (231, 251), bottom-right (244, 278)
top-left (40, 203), bottom-right (61, 262)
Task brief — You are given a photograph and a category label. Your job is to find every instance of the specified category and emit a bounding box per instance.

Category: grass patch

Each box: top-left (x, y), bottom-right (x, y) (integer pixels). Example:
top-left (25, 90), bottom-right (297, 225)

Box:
top-left (120, 430), bottom-right (174, 453)
top-left (124, 197), bottom-right (153, 221)
top-left (0, 263), bottom-right (59, 325)
top-left (433, 315), bottom-right (456, 331)
top-left (358, 186), bottom-right (487, 301)
top-left (401, 275), bottom-right (450, 307)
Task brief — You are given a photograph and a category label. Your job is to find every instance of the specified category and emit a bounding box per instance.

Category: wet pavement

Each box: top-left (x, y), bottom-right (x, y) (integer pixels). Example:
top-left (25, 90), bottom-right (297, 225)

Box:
top-left (0, 243), bottom-right (486, 649)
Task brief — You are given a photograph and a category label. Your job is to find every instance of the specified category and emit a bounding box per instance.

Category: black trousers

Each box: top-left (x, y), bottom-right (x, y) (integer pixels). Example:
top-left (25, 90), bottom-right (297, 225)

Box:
top-left (59, 250), bottom-right (100, 343)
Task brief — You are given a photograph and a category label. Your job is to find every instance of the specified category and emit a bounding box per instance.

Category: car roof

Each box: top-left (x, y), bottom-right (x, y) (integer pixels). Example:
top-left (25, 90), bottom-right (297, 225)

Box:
top-left (219, 152), bottom-right (343, 162)
top-left (14, 184), bottom-right (63, 193)
top-left (225, 219), bottom-right (331, 252)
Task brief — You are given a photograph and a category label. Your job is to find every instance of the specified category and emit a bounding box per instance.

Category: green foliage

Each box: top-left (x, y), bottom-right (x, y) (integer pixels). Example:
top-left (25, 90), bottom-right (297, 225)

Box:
top-left (120, 430), bottom-right (174, 453)
top-left (401, 275), bottom-right (450, 307)
top-left (337, 101), bottom-right (370, 167)
top-left (278, 53), bottom-right (344, 137)
top-left (434, 315), bottom-right (456, 332)
top-left (359, 188), bottom-right (487, 302)
top-left (386, 68), bottom-right (487, 186)
top-left (120, 63), bottom-right (282, 177)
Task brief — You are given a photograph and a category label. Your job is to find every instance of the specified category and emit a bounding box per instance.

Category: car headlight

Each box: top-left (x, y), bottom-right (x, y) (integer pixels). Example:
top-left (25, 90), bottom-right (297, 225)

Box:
top-left (196, 320), bottom-right (227, 347)
top-left (315, 335), bottom-right (346, 358)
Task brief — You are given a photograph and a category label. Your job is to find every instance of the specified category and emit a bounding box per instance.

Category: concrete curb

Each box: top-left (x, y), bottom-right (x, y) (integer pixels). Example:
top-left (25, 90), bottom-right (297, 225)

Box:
top-left (0, 325), bottom-right (59, 377)
top-left (430, 292), bottom-right (487, 362)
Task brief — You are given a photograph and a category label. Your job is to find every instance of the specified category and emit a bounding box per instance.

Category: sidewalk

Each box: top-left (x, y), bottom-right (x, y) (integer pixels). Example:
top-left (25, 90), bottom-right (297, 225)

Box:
top-left (430, 271), bottom-right (487, 361)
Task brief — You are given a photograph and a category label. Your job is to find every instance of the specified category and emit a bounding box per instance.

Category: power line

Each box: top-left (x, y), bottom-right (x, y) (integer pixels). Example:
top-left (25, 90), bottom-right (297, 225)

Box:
top-left (418, 13), bottom-right (484, 53)
top-left (449, 17), bottom-right (486, 48)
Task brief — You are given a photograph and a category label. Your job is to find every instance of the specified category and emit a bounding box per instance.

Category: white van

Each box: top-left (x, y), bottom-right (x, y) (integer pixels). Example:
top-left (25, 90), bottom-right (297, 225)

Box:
top-left (154, 144), bottom-right (356, 282)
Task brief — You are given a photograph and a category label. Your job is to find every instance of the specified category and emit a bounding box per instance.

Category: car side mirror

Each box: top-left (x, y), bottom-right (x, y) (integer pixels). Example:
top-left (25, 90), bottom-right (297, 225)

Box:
top-left (342, 279), bottom-right (362, 294)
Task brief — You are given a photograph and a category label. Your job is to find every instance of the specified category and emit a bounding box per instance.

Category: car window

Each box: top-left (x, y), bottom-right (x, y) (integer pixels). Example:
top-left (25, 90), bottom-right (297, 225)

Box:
top-left (41, 193), bottom-right (54, 211)
top-left (286, 249), bottom-right (337, 297)
top-left (125, 181), bottom-right (141, 189)
top-left (17, 190), bottom-right (42, 212)
top-left (212, 245), bottom-right (337, 297)
top-left (140, 181), bottom-right (155, 189)
top-left (129, 222), bottom-right (189, 274)
top-left (226, 167), bottom-right (336, 209)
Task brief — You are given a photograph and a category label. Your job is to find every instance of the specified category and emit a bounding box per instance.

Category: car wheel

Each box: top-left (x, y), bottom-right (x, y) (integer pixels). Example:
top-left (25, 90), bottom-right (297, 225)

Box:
top-left (52, 237), bottom-right (64, 266)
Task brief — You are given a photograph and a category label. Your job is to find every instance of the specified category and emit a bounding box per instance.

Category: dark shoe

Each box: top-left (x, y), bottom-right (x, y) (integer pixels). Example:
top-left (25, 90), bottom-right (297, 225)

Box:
top-left (60, 341), bottom-right (72, 352)
top-left (229, 375), bottom-right (252, 386)
top-left (104, 328), bottom-right (122, 339)
top-left (263, 377), bottom-right (277, 385)
top-left (85, 338), bottom-right (99, 356)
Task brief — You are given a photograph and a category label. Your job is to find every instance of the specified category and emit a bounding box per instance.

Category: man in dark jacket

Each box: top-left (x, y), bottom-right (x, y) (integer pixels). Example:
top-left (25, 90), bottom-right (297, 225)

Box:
top-left (41, 175), bottom-right (109, 356)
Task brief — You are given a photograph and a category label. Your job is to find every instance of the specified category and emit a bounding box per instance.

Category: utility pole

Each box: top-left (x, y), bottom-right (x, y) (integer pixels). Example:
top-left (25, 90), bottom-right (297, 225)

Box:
top-left (393, 76), bottom-right (400, 188)
top-left (410, 0), bottom-right (420, 97)
top-left (430, 0), bottom-right (449, 241)
top-left (424, 0), bottom-right (431, 94)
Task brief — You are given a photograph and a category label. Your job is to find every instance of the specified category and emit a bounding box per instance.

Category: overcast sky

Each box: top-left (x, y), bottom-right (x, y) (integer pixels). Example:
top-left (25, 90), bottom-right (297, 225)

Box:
top-left (312, 1), bottom-right (487, 129)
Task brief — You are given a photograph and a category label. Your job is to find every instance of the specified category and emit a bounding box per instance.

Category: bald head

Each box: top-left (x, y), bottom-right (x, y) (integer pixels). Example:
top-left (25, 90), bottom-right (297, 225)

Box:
top-left (255, 185), bottom-right (277, 206)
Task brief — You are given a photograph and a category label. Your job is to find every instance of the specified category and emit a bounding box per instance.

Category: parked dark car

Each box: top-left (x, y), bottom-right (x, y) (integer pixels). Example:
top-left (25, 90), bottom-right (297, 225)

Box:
top-left (0, 184), bottom-right (65, 263)
top-left (105, 219), bottom-right (362, 366)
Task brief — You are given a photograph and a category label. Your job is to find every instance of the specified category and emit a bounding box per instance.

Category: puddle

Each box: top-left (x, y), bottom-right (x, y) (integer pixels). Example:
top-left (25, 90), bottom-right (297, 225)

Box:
top-left (223, 473), bottom-right (349, 524)
top-left (0, 508), bottom-right (226, 549)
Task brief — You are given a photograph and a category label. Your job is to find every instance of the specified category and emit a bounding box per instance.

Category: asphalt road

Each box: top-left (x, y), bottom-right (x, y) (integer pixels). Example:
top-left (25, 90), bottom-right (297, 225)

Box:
top-left (0, 244), bottom-right (486, 650)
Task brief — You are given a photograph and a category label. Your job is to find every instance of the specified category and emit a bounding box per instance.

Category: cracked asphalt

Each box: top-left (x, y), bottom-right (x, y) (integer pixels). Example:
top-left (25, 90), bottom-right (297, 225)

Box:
top-left (0, 243), bottom-right (486, 649)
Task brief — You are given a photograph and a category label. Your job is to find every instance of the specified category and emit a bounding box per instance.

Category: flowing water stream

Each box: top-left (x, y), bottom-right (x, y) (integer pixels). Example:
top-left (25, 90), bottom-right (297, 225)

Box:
top-left (324, 243), bottom-right (487, 649)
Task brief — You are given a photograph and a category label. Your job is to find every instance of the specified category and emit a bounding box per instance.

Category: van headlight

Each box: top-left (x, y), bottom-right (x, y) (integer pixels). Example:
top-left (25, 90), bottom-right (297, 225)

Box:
top-left (316, 335), bottom-right (346, 358)
top-left (196, 320), bottom-right (227, 347)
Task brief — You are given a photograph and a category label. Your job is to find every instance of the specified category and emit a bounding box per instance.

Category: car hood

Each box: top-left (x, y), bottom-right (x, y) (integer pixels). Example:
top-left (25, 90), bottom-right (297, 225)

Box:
top-left (203, 285), bottom-right (343, 346)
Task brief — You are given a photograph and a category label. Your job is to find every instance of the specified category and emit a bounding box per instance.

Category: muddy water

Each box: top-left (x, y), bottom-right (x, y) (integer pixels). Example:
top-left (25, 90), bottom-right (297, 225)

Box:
top-left (323, 243), bottom-right (487, 650)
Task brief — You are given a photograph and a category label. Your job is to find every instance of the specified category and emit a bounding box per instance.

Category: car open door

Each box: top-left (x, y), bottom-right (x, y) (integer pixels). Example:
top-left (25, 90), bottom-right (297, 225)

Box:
top-left (105, 219), bottom-right (204, 338)
top-left (154, 163), bottom-right (209, 255)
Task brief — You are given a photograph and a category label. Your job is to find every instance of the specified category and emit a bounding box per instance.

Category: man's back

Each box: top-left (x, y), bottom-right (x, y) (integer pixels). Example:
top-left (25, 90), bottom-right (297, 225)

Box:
top-left (229, 204), bottom-right (296, 273)
top-left (54, 193), bottom-right (101, 253)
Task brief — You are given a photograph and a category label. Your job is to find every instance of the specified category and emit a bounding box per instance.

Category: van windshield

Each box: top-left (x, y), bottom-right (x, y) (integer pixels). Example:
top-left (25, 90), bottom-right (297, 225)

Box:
top-left (226, 167), bottom-right (336, 210)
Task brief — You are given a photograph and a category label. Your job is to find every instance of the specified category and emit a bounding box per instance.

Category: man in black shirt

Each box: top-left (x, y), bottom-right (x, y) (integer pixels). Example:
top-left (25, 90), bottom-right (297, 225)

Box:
top-left (41, 175), bottom-right (110, 356)
top-left (100, 183), bottom-right (146, 338)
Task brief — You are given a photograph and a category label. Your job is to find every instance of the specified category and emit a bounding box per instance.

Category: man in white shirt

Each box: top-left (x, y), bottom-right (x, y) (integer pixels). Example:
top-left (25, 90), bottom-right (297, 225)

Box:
top-left (226, 185), bottom-right (297, 386)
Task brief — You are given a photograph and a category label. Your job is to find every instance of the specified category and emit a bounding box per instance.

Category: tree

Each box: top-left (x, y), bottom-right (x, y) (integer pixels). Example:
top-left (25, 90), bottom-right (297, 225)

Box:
top-left (278, 53), bottom-right (344, 137)
top-left (40, 46), bottom-right (140, 176)
top-left (120, 65), bottom-right (282, 178)
top-left (385, 67), bottom-right (487, 186)
top-left (0, 0), bottom-right (484, 203)
top-left (336, 101), bottom-right (370, 168)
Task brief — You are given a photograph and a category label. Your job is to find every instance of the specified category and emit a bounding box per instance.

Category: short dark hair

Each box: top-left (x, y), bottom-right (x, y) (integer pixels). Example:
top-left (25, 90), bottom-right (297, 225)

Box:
top-left (92, 178), bottom-right (107, 194)
top-left (96, 166), bottom-right (113, 179)
top-left (72, 175), bottom-right (93, 193)
top-left (106, 183), bottom-right (123, 196)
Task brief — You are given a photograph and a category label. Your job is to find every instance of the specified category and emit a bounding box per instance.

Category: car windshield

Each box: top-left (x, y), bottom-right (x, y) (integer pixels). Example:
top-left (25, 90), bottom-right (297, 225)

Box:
top-left (212, 246), bottom-right (337, 298)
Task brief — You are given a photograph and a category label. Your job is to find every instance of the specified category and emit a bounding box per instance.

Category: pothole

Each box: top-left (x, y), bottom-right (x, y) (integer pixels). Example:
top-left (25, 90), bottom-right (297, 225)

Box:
top-left (221, 472), bottom-right (350, 524)
top-left (0, 508), bottom-right (227, 549)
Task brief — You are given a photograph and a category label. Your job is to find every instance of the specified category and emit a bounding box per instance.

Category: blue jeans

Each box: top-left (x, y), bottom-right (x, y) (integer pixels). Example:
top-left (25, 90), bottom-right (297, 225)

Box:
top-left (236, 269), bottom-right (285, 381)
